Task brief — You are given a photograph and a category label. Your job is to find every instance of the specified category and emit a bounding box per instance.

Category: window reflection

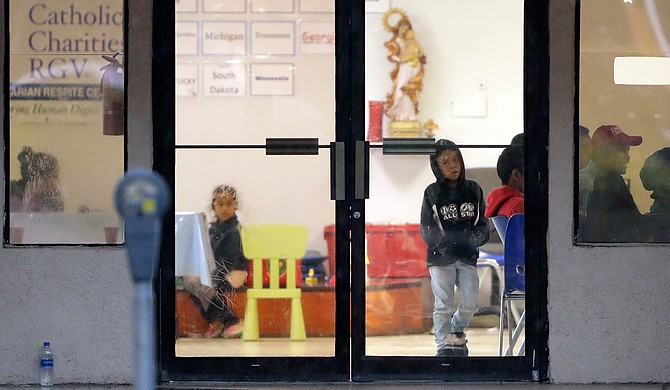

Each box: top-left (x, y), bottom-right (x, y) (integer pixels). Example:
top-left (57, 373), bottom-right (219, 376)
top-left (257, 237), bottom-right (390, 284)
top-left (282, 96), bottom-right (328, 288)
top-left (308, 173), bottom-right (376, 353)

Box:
top-left (7, 0), bottom-right (125, 245)
top-left (577, 0), bottom-right (670, 243)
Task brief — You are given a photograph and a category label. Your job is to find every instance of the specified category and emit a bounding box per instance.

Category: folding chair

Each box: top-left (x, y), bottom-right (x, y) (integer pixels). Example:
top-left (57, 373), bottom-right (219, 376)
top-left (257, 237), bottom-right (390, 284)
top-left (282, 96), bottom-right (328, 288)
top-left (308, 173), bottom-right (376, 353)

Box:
top-left (491, 215), bottom-right (509, 243)
top-left (498, 213), bottom-right (525, 356)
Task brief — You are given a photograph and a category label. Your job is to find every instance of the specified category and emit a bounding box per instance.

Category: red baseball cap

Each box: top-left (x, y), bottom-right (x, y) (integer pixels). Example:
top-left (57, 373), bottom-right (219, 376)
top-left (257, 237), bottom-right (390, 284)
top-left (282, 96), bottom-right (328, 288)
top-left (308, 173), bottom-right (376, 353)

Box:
top-left (591, 124), bottom-right (642, 149)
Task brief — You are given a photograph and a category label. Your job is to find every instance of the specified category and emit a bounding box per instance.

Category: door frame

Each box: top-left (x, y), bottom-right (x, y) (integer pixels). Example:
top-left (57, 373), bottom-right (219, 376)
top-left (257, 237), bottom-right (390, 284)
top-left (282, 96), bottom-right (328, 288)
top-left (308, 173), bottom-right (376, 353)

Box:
top-left (152, 0), bottom-right (549, 383)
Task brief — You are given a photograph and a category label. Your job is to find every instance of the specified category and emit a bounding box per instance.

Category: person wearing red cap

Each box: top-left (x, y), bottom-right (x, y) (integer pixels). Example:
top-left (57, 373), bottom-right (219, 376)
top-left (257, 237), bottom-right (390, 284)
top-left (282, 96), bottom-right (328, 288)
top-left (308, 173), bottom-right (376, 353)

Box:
top-left (578, 124), bottom-right (644, 241)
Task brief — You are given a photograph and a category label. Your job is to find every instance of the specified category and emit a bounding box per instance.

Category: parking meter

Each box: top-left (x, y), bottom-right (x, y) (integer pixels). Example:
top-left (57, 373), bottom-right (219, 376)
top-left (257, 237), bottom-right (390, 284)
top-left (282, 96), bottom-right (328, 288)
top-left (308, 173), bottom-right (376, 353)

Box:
top-left (114, 168), bottom-right (170, 390)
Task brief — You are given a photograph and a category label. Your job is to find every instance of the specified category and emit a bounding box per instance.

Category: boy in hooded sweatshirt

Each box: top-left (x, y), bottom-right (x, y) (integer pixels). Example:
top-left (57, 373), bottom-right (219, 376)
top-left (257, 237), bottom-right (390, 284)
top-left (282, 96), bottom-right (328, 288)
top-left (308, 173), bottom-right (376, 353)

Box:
top-left (420, 139), bottom-right (490, 357)
top-left (485, 144), bottom-right (524, 218)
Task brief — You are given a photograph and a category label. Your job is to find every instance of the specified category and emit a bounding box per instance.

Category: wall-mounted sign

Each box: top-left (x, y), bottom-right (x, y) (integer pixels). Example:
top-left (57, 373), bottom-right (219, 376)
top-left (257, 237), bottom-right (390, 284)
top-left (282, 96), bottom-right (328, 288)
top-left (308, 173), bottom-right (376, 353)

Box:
top-left (176, 22), bottom-right (199, 55)
top-left (250, 63), bottom-right (293, 96)
top-left (9, 83), bottom-right (103, 124)
top-left (251, 22), bottom-right (295, 56)
top-left (176, 0), bottom-right (197, 13)
top-left (300, 0), bottom-right (334, 13)
top-left (251, 0), bottom-right (294, 13)
top-left (176, 63), bottom-right (199, 97)
top-left (202, 22), bottom-right (246, 55)
top-left (203, 0), bottom-right (245, 13)
top-left (203, 63), bottom-right (246, 97)
top-left (299, 21), bottom-right (335, 54)
top-left (9, 1), bottom-right (123, 124)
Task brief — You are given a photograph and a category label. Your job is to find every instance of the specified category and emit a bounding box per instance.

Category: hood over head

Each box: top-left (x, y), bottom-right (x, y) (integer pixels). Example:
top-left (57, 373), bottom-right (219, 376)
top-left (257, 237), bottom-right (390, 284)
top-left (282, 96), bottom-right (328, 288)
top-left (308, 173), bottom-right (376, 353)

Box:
top-left (430, 139), bottom-right (466, 186)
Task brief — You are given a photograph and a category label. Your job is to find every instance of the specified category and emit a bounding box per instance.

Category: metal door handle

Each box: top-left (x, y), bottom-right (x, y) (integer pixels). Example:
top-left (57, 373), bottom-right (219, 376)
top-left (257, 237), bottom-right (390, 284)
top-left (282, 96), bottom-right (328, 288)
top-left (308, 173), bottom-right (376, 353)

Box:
top-left (266, 138), bottom-right (319, 155)
top-left (355, 141), bottom-right (369, 200)
top-left (382, 138), bottom-right (436, 155)
top-left (331, 142), bottom-right (345, 200)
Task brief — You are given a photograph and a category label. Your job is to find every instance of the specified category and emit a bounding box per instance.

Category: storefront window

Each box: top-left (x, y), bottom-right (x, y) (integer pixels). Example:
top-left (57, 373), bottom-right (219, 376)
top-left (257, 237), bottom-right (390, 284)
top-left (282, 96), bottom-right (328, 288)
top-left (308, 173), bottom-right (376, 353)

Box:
top-left (7, 0), bottom-right (125, 245)
top-left (577, 0), bottom-right (670, 243)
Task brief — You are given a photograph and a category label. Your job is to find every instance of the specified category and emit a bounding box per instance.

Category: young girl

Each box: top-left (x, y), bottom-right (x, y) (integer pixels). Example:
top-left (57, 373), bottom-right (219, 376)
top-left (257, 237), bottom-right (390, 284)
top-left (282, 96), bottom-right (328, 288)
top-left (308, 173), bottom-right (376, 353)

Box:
top-left (420, 139), bottom-right (489, 357)
top-left (201, 184), bottom-right (249, 338)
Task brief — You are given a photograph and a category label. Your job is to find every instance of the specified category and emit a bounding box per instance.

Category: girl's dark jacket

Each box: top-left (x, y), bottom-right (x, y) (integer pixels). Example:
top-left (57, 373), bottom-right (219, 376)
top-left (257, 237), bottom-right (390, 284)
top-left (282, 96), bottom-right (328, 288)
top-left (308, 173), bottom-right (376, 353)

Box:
top-left (209, 214), bottom-right (249, 273)
top-left (420, 140), bottom-right (490, 267)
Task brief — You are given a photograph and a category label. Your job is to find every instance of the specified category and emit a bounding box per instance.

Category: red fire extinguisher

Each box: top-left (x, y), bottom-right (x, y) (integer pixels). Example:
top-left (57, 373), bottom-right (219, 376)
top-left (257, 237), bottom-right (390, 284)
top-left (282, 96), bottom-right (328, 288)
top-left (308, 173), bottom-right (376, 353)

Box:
top-left (100, 52), bottom-right (124, 136)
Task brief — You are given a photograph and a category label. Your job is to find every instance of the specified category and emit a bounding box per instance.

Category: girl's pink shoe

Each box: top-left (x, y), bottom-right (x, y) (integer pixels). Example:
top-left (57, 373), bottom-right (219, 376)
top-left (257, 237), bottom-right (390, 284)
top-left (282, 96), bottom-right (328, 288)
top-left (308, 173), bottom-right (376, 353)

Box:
top-left (223, 320), bottom-right (244, 338)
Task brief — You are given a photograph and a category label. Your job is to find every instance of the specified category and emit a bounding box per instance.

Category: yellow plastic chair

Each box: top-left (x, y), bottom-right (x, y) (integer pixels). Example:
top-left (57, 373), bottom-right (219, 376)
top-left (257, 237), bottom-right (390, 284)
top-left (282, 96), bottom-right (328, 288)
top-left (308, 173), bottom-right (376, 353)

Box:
top-left (240, 224), bottom-right (308, 341)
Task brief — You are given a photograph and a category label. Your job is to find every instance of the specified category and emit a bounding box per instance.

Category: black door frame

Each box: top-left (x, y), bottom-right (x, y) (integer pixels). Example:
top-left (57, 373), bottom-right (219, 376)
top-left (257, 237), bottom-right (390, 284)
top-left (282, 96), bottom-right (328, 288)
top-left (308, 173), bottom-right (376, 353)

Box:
top-left (152, 0), bottom-right (549, 383)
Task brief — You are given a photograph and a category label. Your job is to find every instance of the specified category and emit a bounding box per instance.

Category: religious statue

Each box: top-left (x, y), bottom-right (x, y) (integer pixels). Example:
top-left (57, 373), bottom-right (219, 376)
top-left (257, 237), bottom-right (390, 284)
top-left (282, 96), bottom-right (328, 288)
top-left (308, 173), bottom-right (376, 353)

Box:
top-left (383, 8), bottom-right (435, 138)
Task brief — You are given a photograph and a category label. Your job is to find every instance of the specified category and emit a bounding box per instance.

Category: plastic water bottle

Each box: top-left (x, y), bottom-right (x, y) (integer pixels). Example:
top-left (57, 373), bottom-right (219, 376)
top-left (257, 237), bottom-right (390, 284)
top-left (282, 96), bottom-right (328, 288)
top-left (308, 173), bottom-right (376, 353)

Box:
top-left (39, 341), bottom-right (53, 386)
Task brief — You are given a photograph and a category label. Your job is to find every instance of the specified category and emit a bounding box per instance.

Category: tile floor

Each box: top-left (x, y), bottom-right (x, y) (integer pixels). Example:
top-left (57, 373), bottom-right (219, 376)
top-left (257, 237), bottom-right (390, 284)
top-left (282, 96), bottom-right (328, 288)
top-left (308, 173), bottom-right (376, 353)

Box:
top-left (176, 315), bottom-right (510, 358)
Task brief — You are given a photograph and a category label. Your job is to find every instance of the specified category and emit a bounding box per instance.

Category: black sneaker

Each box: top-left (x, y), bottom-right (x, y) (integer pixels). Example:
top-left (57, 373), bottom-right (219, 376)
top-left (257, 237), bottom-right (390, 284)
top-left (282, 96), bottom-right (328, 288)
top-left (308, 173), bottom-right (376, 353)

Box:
top-left (436, 344), bottom-right (469, 357)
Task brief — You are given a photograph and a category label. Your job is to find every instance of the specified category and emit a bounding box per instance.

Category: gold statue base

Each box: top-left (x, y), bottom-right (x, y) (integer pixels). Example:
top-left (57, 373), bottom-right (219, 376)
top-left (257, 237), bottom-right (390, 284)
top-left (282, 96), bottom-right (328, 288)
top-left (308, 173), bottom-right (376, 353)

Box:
top-left (388, 120), bottom-right (422, 138)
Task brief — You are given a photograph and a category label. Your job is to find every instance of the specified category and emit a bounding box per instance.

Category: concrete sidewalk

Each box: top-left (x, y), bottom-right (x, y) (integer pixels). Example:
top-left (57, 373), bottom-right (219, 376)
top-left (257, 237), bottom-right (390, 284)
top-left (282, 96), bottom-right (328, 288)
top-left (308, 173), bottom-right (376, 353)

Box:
top-left (2, 383), bottom-right (665, 390)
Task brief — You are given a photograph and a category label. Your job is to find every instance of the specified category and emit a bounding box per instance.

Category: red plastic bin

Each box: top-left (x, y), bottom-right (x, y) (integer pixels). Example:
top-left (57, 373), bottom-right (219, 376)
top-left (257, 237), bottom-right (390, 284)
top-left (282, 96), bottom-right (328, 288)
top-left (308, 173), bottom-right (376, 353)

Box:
top-left (365, 223), bottom-right (429, 278)
top-left (324, 223), bottom-right (430, 278)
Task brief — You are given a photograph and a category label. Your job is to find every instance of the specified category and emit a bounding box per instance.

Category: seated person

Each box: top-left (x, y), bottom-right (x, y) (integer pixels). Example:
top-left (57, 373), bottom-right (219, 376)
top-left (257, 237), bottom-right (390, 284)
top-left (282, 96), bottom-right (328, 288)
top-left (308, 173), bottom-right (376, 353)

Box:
top-left (639, 147), bottom-right (670, 214)
top-left (184, 185), bottom-right (248, 338)
top-left (578, 125), bottom-right (592, 170)
top-left (638, 147), bottom-right (670, 241)
top-left (579, 125), bottom-right (645, 242)
top-left (485, 144), bottom-right (524, 218)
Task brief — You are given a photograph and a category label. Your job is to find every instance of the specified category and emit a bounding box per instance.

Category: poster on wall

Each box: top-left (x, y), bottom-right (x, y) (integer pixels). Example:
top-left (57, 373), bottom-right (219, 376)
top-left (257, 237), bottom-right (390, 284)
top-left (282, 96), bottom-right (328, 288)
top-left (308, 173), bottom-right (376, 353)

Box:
top-left (299, 21), bottom-right (335, 54)
top-left (176, 64), bottom-right (199, 97)
top-left (250, 22), bottom-right (295, 56)
top-left (251, 0), bottom-right (294, 13)
top-left (250, 63), bottom-right (294, 96)
top-left (300, 0), bottom-right (335, 13)
top-left (176, 22), bottom-right (199, 55)
top-left (9, 0), bottom-right (124, 124)
top-left (202, 22), bottom-right (246, 55)
top-left (203, 63), bottom-right (246, 97)
top-left (176, 0), bottom-right (198, 13)
top-left (203, 0), bottom-right (246, 13)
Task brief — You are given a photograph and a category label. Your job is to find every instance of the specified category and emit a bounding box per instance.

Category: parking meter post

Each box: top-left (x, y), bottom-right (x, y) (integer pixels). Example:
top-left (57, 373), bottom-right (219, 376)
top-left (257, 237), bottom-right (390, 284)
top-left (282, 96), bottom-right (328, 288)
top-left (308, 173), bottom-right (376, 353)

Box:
top-left (133, 281), bottom-right (154, 390)
top-left (114, 169), bottom-right (170, 390)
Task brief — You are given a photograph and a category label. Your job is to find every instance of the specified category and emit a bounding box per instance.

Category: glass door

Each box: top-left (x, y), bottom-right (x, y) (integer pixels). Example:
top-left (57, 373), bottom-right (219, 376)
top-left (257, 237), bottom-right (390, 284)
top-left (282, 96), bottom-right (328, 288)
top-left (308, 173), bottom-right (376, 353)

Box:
top-left (156, 0), bottom-right (548, 383)
top-left (350, 0), bottom-right (547, 381)
top-left (159, 0), bottom-right (349, 381)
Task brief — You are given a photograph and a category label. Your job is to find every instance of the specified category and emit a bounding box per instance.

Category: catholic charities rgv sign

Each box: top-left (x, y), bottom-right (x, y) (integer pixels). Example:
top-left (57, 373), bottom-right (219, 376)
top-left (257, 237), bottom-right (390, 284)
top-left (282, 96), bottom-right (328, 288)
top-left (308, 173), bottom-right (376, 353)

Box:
top-left (9, 0), bottom-right (123, 124)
